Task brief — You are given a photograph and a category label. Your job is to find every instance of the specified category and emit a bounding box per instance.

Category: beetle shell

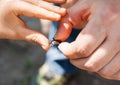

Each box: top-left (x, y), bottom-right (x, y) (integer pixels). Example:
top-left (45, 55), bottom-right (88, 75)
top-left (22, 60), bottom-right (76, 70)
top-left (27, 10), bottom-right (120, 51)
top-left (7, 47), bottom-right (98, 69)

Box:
top-left (50, 39), bottom-right (61, 46)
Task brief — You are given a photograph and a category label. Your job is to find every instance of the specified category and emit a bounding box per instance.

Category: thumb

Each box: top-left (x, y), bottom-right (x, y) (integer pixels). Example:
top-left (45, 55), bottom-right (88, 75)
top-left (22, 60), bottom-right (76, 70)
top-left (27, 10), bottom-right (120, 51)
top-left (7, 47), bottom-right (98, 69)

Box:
top-left (19, 27), bottom-right (50, 51)
top-left (58, 42), bottom-right (79, 59)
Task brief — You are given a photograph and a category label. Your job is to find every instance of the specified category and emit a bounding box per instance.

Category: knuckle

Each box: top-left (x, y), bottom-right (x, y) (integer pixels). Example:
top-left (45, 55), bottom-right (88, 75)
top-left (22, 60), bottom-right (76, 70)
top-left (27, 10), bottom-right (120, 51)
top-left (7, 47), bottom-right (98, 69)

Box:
top-left (77, 47), bottom-right (90, 57)
top-left (28, 34), bottom-right (39, 44)
top-left (100, 74), bottom-right (115, 80)
top-left (100, 75), bottom-right (112, 80)
top-left (107, 75), bottom-right (120, 80)
top-left (31, 36), bottom-right (39, 44)
top-left (99, 70), bottom-right (112, 78)
top-left (67, 9), bottom-right (80, 26)
top-left (84, 63), bottom-right (99, 72)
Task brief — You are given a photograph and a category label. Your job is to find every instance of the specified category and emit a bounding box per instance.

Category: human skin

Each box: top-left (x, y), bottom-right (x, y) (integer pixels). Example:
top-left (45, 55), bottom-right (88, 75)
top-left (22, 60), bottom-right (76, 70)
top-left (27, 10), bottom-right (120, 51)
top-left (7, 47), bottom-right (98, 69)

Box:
top-left (39, 0), bottom-right (78, 35)
top-left (55, 0), bottom-right (120, 80)
top-left (0, 0), bottom-right (66, 50)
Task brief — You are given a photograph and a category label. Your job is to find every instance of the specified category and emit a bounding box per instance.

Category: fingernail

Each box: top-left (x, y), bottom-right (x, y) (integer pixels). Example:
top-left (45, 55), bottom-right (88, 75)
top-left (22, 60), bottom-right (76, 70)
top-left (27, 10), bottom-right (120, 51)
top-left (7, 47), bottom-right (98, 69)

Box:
top-left (60, 8), bottom-right (67, 16)
top-left (54, 14), bottom-right (61, 20)
top-left (41, 44), bottom-right (50, 51)
top-left (60, 8), bottom-right (66, 12)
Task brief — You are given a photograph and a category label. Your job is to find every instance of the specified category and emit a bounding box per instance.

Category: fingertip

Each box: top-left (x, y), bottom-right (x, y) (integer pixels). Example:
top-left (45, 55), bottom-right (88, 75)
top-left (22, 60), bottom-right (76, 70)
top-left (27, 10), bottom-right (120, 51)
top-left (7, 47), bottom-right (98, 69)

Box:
top-left (53, 14), bottom-right (61, 21)
top-left (60, 8), bottom-right (67, 16)
top-left (58, 42), bottom-right (69, 55)
top-left (24, 30), bottom-right (50, 51)
top-left (58, 42), bottom-right (75, 57)
top-left (36, 36), bottom-right (50, 51)
top-left (41, 42), bottom-right (50, 51)
top-left (54, 15), bottom-right (72, 41)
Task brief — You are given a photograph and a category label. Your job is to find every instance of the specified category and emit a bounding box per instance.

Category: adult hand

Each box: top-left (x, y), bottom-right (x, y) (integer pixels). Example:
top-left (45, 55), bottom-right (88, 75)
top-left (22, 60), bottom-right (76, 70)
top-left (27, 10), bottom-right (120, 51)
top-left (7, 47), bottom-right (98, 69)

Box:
top-left (0, 0), bottom-right (66, 50)
top-left (55, 0), bottom-right (120, 80)
top-left (62, 0), bottom-right (78, 8)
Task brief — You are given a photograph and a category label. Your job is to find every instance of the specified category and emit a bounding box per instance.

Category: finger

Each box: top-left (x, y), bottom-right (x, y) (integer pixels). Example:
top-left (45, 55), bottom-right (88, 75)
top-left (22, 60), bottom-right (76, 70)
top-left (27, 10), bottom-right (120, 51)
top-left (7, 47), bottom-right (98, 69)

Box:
top-left (66, 28), bottom-right (120, 73)
top-left (18, 26), bottom-right (50, 51)
top-left (43, 0), bottom-right (66, 4)
top-left (24, 0), bottom-right (66, 4)
top-left (99, 70), bottom-right (120, 80)
top-left (74, 20), bottom-right (88, 29)
top-left (54, 15), bottom-right (73, 41)
top-left (13, 1), bottom-right (61, 21)
top-left (70, 58), bottom-right (89, 70)
top-left (66, 35), bottom-right (120, 72)
top-left (58, 17), bottom-right (106, 58)
top-left (58, 42), bottom-right (79, 58)
top-left (24, 0), bottom-right (66, 16)
top-left (54, 0), bottom-right (90, 41)
top-left (67, 0), bottom-right (90, 26)
top-left (62, 0), bottom-right (78, 8)
top-left (111, 71), bottom-right (120, 80)
top-left (70, 58), bottom-right (120, 80)
top-left (84, 36), bottom-right (120, 72)
top-left (37, 1), bottom-right (66, 16)
top-left (74, 19), bottom-right (106, 58)
top-left (98, 52), bottom-right (120, 77)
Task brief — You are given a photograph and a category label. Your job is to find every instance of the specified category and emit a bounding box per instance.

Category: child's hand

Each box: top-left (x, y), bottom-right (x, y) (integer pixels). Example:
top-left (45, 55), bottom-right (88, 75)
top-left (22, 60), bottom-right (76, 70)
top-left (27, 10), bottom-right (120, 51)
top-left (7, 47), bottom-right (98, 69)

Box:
top-left (0, 0), bottom-right (66, 50)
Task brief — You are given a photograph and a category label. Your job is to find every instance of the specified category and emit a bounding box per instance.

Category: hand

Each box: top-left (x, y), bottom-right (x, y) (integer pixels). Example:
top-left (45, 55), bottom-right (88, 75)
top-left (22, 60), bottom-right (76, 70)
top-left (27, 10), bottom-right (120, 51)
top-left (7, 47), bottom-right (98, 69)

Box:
top-left (0, 0), bottom-right (66, 50)
top-left (62, 0), bottom-right (78, 8)
top-left (55, 0), bottom-right (120, 80)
